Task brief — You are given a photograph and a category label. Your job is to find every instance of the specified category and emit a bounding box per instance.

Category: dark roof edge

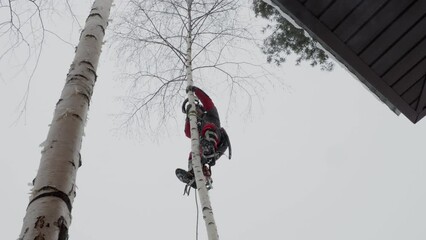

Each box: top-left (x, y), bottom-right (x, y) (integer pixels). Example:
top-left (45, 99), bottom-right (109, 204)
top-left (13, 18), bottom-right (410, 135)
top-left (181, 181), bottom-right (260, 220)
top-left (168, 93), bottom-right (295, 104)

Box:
top-left (267, 0), bottom-right (420, 123)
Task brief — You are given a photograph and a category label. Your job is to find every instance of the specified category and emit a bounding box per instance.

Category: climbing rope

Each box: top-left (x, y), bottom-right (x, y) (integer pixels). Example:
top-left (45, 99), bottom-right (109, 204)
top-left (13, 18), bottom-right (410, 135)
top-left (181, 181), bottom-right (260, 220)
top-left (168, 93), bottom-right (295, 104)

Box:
top-left (195, 190), bottom-right (199, 240)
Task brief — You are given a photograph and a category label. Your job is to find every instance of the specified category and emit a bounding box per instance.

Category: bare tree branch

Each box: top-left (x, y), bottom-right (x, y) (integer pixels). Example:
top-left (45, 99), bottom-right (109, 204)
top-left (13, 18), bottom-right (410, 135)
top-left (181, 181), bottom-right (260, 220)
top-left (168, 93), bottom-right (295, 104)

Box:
top-left (112, 0), bottom-right (277, 135)
top-left (1, 0), bottom-right (86, 123)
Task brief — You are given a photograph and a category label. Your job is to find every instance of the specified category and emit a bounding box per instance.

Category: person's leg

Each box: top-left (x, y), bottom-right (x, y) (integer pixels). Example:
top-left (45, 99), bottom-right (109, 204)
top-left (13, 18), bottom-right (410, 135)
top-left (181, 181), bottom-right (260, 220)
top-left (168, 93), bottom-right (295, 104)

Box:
top-left (201, 123), bottom-right (219, 160)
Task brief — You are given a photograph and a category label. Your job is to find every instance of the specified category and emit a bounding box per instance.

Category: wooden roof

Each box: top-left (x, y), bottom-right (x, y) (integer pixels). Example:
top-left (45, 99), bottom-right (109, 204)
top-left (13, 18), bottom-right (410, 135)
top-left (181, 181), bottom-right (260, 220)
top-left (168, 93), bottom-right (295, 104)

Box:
top-left (270, 0), bottom-right (426, 123)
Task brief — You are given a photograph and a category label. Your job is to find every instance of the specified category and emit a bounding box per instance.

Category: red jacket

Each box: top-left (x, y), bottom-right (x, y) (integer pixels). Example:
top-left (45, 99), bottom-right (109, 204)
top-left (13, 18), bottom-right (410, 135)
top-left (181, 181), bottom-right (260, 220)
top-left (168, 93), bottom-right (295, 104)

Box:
top-left (184, 87), bottom-right (232, 160)
top-left (184, 87), bottom-right (220, 138)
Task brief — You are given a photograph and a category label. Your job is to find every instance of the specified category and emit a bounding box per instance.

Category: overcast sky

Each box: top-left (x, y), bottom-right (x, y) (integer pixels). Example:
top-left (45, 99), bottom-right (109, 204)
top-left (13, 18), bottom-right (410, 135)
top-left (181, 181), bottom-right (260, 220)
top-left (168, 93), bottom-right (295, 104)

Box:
top-left (2, 1), bottom-right (426, 239)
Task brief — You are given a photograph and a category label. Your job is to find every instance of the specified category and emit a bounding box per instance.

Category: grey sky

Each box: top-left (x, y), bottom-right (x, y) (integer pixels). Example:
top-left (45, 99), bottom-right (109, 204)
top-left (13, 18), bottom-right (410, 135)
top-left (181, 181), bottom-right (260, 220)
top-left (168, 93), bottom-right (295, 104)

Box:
top-left (2, 1), bottom-right (426, 239)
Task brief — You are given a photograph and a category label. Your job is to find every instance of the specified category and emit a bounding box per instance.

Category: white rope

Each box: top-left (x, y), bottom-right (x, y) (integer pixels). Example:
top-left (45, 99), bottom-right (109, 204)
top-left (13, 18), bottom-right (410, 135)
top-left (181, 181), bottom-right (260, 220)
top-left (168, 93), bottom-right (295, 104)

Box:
top-left (195, 190), bottom-right (199, 240)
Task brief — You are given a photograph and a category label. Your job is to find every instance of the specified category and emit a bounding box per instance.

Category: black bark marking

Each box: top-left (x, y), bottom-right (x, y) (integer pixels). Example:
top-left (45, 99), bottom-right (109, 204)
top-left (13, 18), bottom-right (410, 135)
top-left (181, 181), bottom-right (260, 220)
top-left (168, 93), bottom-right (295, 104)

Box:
top-left (85, 34), bottom-right (98, 40)
top-left (78, 153), bottom-right (82, 167)
top-left (78, 92), bottom-right (91, 105)
top-left (28, 187), bottom-right (72, 212)
top-left (56, 99), bottom-right (63, 106)
top-left (66, 74), bottom-right (89, 84)
top-left (56, 216), bottom-right (69, 240)
top-left (74, 74), bottom-right (89, 81)
top-left (34, 216), bottom-right (45, 228)
top-left (68, 161), bottom-right (76, 168)
top-left (42, 140), bottom-right (57, 154)
top-left (79, 60), bottom-right (94, 69)
top-left (34, 233), bottom-right (45, 240)
top-left (98, 24), bottom-right (105, 34)
top-left (67, 184), bottom-right (75, 197)
top-left (87, 68), bottom-right (98, 82)
top-left (88, 13), bottom-right (103, 20)
top-left (79, 29), bottom-right (84, 40)
top-left (66, 78), bottom-right (77, 84)
top-left (18, 227), bottom-right (28, 240)
top-left (32, 177), bottom-right (36, 185)
top-left (36, 186), bottom-right (57, 193)
top-left (71, 113), bottom-right (83, 122)
top-left (203, 207), bottom-right (211, 211)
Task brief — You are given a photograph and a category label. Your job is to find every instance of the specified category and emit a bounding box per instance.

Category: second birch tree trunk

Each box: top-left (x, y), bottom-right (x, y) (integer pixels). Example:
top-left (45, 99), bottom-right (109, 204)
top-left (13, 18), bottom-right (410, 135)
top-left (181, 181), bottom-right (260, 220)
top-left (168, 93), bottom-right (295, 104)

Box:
top-left (18, 1), bottom-right (113, 239)
top-left (185, 1), bottom-right (219, 239)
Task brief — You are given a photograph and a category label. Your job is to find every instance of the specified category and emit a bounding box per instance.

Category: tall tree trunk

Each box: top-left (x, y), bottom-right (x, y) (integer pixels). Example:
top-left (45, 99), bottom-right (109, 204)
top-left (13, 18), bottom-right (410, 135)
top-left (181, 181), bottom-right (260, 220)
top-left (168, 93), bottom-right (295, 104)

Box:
top-left (185, 1), bottom-right (219, 239)
top-left (18, 1), bottom-right (113, 239)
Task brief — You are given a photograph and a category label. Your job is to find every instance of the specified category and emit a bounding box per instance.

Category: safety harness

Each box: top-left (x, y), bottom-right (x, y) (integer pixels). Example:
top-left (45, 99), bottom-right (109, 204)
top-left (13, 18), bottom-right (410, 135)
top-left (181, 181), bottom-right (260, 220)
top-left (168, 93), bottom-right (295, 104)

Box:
top-left (181, 98), bottom-right (231, 195)
top-left (182, 98), bottom-right (232, 159)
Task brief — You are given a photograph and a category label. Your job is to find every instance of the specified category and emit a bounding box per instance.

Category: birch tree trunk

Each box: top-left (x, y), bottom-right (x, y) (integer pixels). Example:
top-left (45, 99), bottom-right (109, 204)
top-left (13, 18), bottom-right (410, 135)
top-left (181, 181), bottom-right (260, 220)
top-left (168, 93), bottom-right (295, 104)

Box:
top-left (18, 1), bottom-right (113, 239)
top-left (185, 1), bottom-right (219, 239)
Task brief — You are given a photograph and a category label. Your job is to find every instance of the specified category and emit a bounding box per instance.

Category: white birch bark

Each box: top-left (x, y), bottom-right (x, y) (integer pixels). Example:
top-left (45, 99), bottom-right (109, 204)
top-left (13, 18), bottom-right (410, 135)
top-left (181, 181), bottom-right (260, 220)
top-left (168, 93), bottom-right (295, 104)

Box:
top-left (18, 1), bottom-right (113, 239)
top-left (185, 1), bottom-right (219, 239)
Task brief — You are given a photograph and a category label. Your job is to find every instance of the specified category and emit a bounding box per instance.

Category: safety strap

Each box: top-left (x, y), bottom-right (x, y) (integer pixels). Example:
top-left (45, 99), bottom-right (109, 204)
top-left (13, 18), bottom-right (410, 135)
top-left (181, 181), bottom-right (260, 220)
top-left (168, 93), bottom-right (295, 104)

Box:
top-left (183, 177), bottom-right (213, 195)
top-left (183, 179), bottom-right (195, 196)
top-left (220, 128), bottom-right (232, 159)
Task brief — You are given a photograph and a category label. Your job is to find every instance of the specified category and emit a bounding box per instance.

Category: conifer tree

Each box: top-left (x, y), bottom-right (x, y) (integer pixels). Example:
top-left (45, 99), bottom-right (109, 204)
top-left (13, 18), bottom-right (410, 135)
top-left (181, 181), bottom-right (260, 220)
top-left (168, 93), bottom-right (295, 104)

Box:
top-left (253, 0), bottom-right (333, 70)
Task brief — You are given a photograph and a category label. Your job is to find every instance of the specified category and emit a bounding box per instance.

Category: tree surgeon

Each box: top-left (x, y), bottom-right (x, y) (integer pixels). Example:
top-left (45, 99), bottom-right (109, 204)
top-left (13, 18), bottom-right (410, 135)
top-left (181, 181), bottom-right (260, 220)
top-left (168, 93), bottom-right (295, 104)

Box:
top-left (176, 86), bottom-right (231, 193)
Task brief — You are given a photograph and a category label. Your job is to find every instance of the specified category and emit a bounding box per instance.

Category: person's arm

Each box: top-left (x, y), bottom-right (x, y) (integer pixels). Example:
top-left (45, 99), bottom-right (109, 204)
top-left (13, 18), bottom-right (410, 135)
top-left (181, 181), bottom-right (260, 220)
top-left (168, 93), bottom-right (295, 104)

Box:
top-left (193, 87), bottom-right (215, 111)
top-left (191, 86), bottom-right (221, 127)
